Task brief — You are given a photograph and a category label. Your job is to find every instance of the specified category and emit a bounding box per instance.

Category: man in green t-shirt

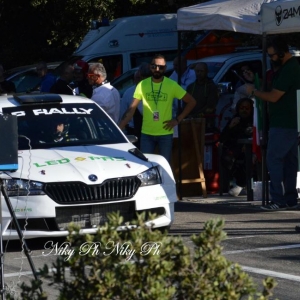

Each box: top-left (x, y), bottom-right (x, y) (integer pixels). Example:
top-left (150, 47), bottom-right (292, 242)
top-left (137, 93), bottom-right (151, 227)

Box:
top-left (119, 54), bottom-right (196, 163)
top-left (246, 35), bottom-right (300, 211)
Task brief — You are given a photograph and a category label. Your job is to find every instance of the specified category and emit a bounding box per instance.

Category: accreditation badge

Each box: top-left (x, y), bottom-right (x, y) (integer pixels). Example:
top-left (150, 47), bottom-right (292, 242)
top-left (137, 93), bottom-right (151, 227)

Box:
top-left (153, 111), bottom-right (159, 121)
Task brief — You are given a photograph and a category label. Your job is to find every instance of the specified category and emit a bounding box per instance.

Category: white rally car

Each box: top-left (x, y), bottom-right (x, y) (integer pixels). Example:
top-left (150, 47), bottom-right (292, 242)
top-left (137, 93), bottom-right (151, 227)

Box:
top-left (0, 94), bottom-right (177, 240)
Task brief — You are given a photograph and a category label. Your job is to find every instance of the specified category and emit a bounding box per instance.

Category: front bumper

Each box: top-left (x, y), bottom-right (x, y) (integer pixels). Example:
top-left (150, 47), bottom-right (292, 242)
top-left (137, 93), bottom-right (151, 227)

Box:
top-left (2, 201), bottom-right (174, 240)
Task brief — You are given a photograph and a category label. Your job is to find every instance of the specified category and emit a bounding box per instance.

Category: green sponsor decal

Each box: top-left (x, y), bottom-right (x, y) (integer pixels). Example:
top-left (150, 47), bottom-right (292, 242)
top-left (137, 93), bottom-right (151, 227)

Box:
top-left (155, 196), bottom-right (167, 201)
top-left (89, 156), bottom-right (126, 161)
top-left (14, 208), bottom-right (32, 212)
top-left (33, 156), bottom-right (126, 167)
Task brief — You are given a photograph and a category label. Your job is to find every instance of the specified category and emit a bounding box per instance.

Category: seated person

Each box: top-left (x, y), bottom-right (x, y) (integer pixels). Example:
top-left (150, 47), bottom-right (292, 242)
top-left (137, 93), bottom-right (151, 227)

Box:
top-left (39, 119), bottom-right (72, 143)
top-left (232, 64), bottom-right (255, 111)
top-left (219, 98), bottom-right (254, 196)
top-left (53, 122), bottom-right (68, 142)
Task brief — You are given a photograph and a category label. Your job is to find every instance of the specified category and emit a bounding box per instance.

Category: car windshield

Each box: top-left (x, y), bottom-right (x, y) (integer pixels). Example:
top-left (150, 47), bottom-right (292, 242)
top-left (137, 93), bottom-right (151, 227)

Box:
top-left (3, 103), bottom-right (127, 150)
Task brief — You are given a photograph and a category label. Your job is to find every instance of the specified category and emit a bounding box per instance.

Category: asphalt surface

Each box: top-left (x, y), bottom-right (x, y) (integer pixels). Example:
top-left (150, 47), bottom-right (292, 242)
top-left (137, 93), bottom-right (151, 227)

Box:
top-left (2, 193), bottom-right (300, 299)
top-left (171, 194), bottom-right (300, 300)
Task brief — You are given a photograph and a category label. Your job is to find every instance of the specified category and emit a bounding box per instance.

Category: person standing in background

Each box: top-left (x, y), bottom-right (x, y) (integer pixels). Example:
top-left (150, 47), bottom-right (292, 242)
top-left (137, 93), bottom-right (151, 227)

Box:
top-left (119, 54), bottom-right (196, 163)
top-left (169, 56), bottom-right (196, 137)
top-left (87, 63), bottom-right (120, 123)
top-left (246, 35), bottom-right (300, 211)
top-left (119, 62), bottom-right (151, 148)
top-left (186, 62), bottom-right (219, 130)
top-left (36, 61), bottom-right (57, 93)
top-left (72, 60), bottom-right (93, 98)
top-left (50, 63), bottom-right (74, 95)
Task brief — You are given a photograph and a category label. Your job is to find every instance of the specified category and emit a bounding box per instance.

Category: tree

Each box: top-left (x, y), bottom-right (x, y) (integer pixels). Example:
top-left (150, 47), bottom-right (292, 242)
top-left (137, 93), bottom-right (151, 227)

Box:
top-left (0, 0), bottom-right (197, 68)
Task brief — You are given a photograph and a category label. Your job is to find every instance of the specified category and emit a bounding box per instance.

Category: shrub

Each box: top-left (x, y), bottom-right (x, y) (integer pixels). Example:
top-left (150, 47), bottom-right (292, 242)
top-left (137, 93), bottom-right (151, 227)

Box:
top-left (6, 213), bottom-right (276, 300)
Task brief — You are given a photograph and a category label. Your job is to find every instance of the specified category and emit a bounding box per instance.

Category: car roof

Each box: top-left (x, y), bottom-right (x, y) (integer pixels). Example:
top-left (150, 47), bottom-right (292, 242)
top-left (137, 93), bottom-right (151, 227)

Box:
top-left (4, 62), bottom-right (61, 79)
top-left (190, 48), bottom-right (300, 64)
top-left (0, 94), bottom-right (95, 109)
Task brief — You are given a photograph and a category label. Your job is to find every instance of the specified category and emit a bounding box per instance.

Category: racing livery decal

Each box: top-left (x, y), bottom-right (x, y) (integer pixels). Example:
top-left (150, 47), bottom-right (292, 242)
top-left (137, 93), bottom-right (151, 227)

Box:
top-left (33, 156), bottom-right (127, 167)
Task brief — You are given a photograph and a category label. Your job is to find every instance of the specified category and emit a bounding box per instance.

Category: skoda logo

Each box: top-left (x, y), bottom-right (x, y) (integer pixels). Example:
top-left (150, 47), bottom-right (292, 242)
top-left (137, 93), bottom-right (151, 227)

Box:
top-left (88, 174), bottom-right (98, 182)
top-left (275, 5), bottom-right (283, 26)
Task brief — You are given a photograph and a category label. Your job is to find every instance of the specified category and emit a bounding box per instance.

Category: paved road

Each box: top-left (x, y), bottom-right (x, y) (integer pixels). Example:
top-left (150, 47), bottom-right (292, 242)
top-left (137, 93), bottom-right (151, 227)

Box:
top-left (2, 194), bottom-right (300, 299)
top-left (171, 195), bottom-right (300, 300)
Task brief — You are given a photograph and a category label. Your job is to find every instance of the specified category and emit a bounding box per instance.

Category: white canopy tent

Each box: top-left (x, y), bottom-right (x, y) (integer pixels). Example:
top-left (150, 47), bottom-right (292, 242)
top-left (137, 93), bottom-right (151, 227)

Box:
top-left (176, 0), bottom-right (300, 202)
top-left (177, 0), bottom-right (300, 35)
top-left (261, 0), bottom-right (300, 34)
top-left (177, 0), bottom-right (271, 34)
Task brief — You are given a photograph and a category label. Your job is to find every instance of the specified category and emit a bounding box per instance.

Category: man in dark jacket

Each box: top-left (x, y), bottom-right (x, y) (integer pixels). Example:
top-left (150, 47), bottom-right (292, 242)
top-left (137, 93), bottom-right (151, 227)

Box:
top-left (72, 60), bottom-right (93, 98)
top-left (186, 62), bottom-right (219, 130)
top-left (219, 98), bottom-right (253, 197)
top-left (50, 63), bottom-right (74, 95)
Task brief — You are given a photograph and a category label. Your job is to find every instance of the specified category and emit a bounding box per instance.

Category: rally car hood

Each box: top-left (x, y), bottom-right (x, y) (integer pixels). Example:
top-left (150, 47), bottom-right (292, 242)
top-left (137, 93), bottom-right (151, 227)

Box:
top-left (15, 144), bottom-right (153, 183)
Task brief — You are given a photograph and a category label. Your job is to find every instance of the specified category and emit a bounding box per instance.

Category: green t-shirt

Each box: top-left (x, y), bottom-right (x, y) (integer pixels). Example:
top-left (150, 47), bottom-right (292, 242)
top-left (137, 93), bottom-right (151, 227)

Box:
top-left (270, 57), bottom-right (300, 129)
top-left (133, 77), bottom-right (186, 135)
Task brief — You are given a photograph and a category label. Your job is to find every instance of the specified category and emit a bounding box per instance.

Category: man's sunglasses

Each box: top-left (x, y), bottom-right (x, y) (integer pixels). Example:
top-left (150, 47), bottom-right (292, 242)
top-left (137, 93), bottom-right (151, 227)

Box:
top-left (268, 53), bottom-right (277, 58)
top-left (150, 64), bottom-right (166, 71)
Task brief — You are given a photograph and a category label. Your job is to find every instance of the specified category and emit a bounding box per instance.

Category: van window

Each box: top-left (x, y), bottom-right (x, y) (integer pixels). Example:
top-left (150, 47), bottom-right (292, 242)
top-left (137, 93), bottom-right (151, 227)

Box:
top-left (130, 50), bottom-right (177, 68)
top-left (220, 60), bottom-right (262, 92)
top-left (89, 55), bottom-right (123, 81)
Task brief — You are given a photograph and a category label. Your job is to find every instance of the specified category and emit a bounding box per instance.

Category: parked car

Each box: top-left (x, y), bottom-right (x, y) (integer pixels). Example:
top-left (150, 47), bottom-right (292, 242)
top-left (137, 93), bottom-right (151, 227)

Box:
top-left (0, 93), bottom-right (176, 240)
top-left (189, 49), bottom-right (300, 130)
top-left (4, 62), bottom-right (60, 93)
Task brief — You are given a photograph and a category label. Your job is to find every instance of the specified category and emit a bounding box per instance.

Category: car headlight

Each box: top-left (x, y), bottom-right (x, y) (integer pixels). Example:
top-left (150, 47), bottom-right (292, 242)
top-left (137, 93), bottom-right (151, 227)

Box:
top-left (3, 179), bottom-right (45, 196)
top-left (137, 167), bottom-right (162, 186)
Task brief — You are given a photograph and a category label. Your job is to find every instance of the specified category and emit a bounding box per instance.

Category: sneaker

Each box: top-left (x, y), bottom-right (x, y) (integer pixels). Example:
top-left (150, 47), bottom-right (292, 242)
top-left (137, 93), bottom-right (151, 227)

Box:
top-left (295, 225), bottom-right (300, 233)
top-left (260, 202), bottom-right (287, 211)
top-left (228, 185), bottom-right (243, 197)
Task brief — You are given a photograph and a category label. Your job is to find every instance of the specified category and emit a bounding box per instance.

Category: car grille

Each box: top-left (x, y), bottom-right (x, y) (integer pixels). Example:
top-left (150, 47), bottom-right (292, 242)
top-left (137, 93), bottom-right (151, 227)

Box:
top-left (56, 201), bottom-right (136, 229)
top-left (44, 176), bottom-right (141, 204)
top-left (9, 205), bottom-right (165, 231)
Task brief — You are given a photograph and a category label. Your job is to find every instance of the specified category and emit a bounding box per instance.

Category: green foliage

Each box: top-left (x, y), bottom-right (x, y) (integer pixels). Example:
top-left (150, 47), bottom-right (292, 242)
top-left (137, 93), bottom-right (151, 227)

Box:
top-left (1, 0), bottom-right (300, 69)
top-left (6, 214), bottom-right (276, 300)
top-left (0, 0), bottom-right (197, 68)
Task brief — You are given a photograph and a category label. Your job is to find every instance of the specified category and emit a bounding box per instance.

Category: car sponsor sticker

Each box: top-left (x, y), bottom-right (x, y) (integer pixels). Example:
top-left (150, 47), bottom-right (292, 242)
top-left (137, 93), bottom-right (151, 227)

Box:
top-left (33, 156), bottom-right (126, 167)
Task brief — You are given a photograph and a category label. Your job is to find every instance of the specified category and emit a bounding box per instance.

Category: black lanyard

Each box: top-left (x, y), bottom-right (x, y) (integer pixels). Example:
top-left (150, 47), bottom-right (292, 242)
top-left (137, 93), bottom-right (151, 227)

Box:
top-left (151, 79), bottom-right (163, 108)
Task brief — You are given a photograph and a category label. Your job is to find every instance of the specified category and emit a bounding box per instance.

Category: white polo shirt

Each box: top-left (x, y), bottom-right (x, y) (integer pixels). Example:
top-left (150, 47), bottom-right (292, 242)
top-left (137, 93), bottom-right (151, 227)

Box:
top-left (91, 82), bottom-right (120, 123)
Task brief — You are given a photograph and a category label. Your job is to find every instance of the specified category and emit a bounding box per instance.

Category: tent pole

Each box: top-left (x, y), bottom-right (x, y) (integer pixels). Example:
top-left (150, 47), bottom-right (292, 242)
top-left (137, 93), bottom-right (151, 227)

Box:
top-left (177, 30), bottom-right (183, 200)
top-left (261, 32), bottom-right (269, 206)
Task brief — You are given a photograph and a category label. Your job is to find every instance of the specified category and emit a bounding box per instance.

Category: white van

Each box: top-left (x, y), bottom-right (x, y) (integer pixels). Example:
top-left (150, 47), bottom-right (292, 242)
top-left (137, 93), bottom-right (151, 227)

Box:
top-left (71, 14), bottom-right (178, 81)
